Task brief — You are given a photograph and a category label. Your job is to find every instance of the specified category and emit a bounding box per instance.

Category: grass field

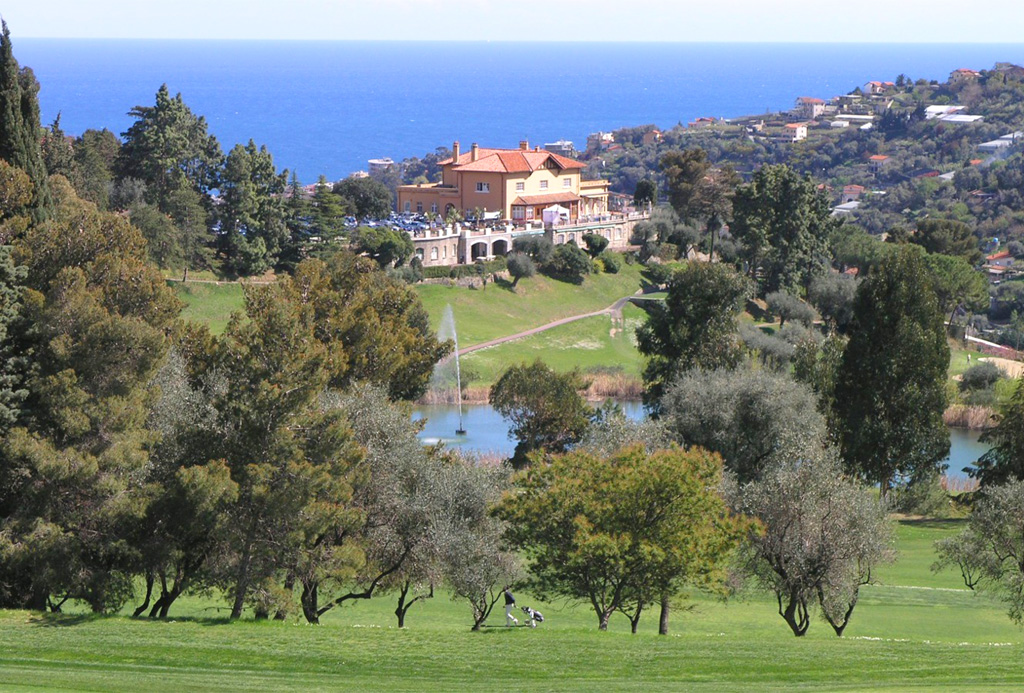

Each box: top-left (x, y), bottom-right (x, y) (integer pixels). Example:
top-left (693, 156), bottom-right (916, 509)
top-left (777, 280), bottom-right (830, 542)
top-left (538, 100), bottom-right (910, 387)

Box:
top-left (2, 520), bottom-right (1022, 691)
top-left (461, 303), bottom-right (647, 386)
top-left (172, 281), bottom-right (246, 335)
top-left (415, 264), bottom-right (648, 347)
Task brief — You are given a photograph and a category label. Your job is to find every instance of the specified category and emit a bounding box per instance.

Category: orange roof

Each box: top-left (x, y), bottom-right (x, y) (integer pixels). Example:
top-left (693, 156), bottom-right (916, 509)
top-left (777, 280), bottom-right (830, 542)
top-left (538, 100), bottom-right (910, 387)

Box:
top-left (511, 192), bottom-right (582, 206)
top-left (969, 159), bottom-right (983, 166)
top-left (442, 147), bottom-right (584, 173)
top-left (785, 122), bottom-right (806, 129)
top-left (988, 251), bottom-right (1012, 260)
top-left (869, 154), bottom-right (890, 161)
top-left (844, 184), bottom-right (865, 191)
top-left (798, 97), bottom-right (825, 104)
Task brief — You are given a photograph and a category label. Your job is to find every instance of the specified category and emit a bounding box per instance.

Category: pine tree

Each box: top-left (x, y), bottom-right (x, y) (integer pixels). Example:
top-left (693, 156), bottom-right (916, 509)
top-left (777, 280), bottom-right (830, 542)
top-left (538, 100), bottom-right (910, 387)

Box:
top-left (0, 21), bottom-right (51, 220)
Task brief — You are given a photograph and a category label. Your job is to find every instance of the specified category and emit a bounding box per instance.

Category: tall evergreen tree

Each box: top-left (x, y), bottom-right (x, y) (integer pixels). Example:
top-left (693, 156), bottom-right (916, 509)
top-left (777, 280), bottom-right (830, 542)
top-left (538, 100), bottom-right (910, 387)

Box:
top-left (730, 164), bottom-right (839, 296)
top-left (217, 140), bottom-right (288, 275)
top-left (0, 244), bottom-right (27, 434)
top-left (0, 21), bottom-right (51, 219)
top-left (834, 245), bottom-right (949, 494)
top-left (118, 84), bottom-right (222, 212)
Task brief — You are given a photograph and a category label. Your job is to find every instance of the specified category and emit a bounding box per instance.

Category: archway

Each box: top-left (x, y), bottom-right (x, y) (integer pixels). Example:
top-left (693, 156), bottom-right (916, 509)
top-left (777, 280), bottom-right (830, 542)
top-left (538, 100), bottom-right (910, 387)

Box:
top-left (491, 239), bottom-right (509, 256)
top-left (470, 242), bottom-right (489, 261)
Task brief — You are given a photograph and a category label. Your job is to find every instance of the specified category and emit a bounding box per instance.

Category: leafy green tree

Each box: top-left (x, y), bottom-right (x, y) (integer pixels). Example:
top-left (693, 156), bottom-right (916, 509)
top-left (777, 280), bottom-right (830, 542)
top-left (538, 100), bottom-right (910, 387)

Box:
top-left (497, 445), bottom-right (747, 632)
top-left (309, 176), bottom-right (351, 241)
top-left (280, 254), bottom-right (449, 400)
top-left (636, 261), bottom-right (752, 407)
top-left (118, 84), bottom-right (222, 212)
top-left (633, 178), bottom-right (657, 207)
top-left (71, 129), bottom-right (120, 209)
top-left (0, 176), bottom-right (181, 612)
top-left (164, 186), bottom-right (213, 277)
top-left (923, 252), bottom-right (988, 327)
top-left (0, 21), bottom-right (50, 219)
top-left (834, 246), bottom-right (950, 494)
top-left (40, 114), bottom-right (76, 182)
top-left (129, 202), bottom-right (184, 269)
top-left (808, 273), bottom-right (858, 332)
top-left (506, 252), bottom-right (536, 287)
top-left (969, 375), bottom-right (1024, 486)
top-left (351, 226), bottom-right (414, 268)
top-left (217, 140), bottom-right (288, 275)
top-left (545, 242), bottom-right (592, 284)
top-left (730, 164), bottom-right (839, 295)
top-left (0, 244), bottom-right (27, 433)
top-left (736, 457), bottom-right (894, 637)
top-left (489, 360), bottom-right (591, 468)
top-left (911, 219), bottom-right (982, 266)
top-left (334, 176), bottom-right (392, 220)
top-left (934, 479), bottom-right (1024, 624)
top-left (660, 148), bottom-right (710, 224)
top-left (792, 332), bottom-right (848, 442)
top-left (512, 235), bottom-right (553, 265)
top-left (661, 368), bottom-right (828, 483)
top-left (582, 232), bottom-right (609, 258)
top-left (766, 290), bottom-right (816, 328)
top-left (0, 158), bottom-right (33, 243)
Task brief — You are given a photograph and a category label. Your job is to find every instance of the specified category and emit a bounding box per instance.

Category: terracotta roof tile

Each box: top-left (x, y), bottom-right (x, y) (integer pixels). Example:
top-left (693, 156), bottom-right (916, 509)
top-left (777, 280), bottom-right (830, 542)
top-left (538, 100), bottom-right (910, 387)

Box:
top-left (511, 192), bottom-right (582, 206)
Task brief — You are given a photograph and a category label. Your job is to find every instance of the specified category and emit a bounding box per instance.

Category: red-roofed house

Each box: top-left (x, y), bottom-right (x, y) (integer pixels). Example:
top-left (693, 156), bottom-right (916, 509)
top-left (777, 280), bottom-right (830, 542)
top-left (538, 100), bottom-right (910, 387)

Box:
top-left (397, 140), bottom-right (609, 223)
top-left (869, 154), bottom-right (891, 173)
top-left (784, 122), bottom-right (808, 141)
top-left (950, 68), bottom-right (981, 84)
top-left (795, 96), bottom-right (826, 119)
top-left (986, 250), bottom-right (1013, 268)
top-left (864, 81), bottom-right (895, 95)
top-left (842, 185), bottom-right (866, 203)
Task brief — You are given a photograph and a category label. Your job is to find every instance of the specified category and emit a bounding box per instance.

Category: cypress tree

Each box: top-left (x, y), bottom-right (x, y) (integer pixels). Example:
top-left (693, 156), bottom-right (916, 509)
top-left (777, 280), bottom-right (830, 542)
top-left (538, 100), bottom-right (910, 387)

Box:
top-left (0, 21), bottom-right (50, 219)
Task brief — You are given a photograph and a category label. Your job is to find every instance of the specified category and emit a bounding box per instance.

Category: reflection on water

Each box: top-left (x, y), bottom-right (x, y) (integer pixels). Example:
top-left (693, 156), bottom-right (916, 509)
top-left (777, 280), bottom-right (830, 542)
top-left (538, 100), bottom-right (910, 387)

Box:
top-left (413, 402), bottom-right (646, 457)
top-left (414, 403), bottom-right (990, 480)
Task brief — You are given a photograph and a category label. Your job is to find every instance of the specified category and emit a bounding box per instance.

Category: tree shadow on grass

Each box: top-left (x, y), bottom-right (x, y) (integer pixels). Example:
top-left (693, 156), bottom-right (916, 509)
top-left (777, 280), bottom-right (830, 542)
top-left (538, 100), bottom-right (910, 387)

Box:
top-left (898, 518), bottom-right (968, 530)
top-left (492, 277), bottom-right (517, 293)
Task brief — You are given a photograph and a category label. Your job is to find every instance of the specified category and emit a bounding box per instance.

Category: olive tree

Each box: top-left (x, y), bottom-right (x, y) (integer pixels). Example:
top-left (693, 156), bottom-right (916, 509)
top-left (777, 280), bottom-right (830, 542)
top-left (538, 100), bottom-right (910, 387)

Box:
top-left (736, 458), bottom-right (894, 636)
top-left (934, 479), bottom-right (1024, 625)
top-left (660, 368), bottom-right (828, 483)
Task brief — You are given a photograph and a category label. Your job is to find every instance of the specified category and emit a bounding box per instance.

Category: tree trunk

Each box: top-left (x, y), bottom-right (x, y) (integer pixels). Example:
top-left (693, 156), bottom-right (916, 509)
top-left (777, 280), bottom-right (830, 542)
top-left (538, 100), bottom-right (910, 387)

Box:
top-left (230, 542), bottom-right (254, 620)
top-left (395, 580), bottom-right (411, 628)
top-left (779, 591), bottom-right (810, 637)
top-left (274, 574), bottom-right (295, 621)
top-left (629, 604), bottom-right (643, 634)
top-left (659, 592), bottom-right (671, 636)
top-left (301, 580), bottom-right (320, 625)
top-left (133, 573), bottom-right (155, 618)
top-left (598, 610), bottom-right (611, 631)
top-left (254, 607), bottom-right (269, 620)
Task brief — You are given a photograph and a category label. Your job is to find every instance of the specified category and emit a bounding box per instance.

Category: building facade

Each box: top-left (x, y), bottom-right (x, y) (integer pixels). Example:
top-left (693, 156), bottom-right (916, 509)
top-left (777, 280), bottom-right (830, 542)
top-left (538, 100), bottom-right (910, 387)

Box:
top-left (397, 140), bottom-right (609, 223)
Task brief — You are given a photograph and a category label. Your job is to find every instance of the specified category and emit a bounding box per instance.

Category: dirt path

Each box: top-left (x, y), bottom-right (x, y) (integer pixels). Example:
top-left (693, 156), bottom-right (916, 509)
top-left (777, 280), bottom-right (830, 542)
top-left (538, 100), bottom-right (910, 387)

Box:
top-left (979, 357), bottom-right (1024, 379)
top-left (458, 290), bottom-right (646, 357)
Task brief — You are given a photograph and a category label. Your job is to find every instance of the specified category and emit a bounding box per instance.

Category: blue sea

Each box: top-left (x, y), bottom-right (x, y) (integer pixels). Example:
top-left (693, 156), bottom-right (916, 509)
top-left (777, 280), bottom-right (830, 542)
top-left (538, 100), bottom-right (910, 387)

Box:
top-left (17, 40), bottom-right (1024, 181)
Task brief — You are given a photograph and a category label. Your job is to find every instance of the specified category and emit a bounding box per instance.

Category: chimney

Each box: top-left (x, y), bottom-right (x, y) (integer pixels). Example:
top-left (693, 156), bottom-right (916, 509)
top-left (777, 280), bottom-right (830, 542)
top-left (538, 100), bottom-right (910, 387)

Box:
top-left (535, 146), bottom-right (541, 152)
top-left (471, 143), bottom-right (479, 162)
top-left (519, 140), bottom-right (529, 151)
top-left (452, 141), bottom-right (460, 162)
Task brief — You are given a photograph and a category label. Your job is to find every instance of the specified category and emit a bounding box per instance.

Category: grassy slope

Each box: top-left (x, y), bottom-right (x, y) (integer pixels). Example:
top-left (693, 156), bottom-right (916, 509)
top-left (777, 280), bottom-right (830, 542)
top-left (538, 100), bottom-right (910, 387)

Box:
top-left (461, 303), bottom-right (647, 386)
top-left (172, 282), bottom-right (246, 335)
top-left (1, 521), bottom-right (1022, 691)
top-left (414, 264), bottom-right (647, 347)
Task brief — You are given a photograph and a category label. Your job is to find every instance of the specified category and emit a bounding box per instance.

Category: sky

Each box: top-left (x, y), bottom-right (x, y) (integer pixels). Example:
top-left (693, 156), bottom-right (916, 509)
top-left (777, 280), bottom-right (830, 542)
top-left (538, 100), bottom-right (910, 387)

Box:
top-left (6, 0), bottom-right (1024, 43)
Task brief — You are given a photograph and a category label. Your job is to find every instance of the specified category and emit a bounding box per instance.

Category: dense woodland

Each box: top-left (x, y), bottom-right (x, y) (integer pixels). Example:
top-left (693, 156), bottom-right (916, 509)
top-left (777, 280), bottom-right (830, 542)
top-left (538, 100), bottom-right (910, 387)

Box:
top-left (4, 22), bottom-right (1024, 638)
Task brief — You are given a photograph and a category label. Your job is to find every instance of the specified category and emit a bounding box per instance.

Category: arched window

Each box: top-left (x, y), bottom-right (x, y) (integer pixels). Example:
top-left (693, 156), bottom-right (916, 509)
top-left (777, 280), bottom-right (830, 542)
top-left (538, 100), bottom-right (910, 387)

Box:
top-left (430, 247), bottom-right (438, 260)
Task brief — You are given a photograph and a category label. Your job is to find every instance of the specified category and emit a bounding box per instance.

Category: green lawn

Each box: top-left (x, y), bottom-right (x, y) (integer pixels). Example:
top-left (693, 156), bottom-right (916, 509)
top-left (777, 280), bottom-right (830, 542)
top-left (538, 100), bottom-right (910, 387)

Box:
top-left (462, 303), bottom-right (647, 386)
top-left (1, 520), bottom-right (1022, 691)
top-left (415, 264), bottom-right (647, 347)
top-left (172, 281), bottom-right (246, 335)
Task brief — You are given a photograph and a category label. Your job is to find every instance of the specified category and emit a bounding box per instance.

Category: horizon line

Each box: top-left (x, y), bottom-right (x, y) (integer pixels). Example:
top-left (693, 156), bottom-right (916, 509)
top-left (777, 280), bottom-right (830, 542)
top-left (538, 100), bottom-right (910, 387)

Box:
top-left (14, 37), bottom-right (1024, 45)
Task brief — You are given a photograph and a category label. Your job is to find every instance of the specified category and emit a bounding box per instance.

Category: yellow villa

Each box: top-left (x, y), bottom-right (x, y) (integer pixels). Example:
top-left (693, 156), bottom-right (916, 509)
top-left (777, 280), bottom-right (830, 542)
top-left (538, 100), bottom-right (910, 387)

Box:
top-left (397, 140), bottom-right (610, 222)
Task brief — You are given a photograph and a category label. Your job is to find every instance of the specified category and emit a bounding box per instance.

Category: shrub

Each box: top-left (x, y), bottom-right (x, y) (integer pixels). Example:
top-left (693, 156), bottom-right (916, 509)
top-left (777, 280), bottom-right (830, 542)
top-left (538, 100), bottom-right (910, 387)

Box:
top-left (544, 243), bottom-right (592, 284)
top-left (960, 362), bottom-right (1003, 392)
top-left (600, 252), bottom-right (621, 274)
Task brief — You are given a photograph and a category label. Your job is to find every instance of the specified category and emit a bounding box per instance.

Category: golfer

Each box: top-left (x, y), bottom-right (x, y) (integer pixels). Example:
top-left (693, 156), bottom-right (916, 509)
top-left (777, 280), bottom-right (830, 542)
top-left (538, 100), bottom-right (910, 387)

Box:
top-left (504, 589), bottom-right (518, 626)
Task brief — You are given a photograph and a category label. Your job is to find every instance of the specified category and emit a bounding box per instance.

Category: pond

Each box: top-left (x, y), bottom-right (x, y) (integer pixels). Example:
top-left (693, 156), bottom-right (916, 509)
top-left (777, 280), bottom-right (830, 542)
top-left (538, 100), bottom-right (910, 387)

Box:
top-left (414, 403), bottom-right (990, 481)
